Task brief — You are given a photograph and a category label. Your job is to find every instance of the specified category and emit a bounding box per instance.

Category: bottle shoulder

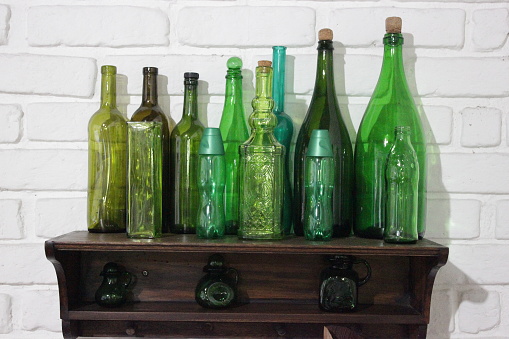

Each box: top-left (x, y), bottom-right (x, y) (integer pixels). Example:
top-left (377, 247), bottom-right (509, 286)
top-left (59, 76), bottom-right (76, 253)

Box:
top-left (171, 120), bottom-right (204, 139)
top-left (89, 107), bottom-right (127, 126)
top-left (131, 106), bottom-right (168, 123)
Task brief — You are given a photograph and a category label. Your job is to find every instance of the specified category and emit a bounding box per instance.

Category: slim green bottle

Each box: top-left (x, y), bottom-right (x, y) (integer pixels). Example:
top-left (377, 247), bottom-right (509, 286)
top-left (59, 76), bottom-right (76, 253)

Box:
top-left (272, 46), bottom-right (294, 235)
top-left (87, 65), bottom-right (127, 233)
top-left (294, 29), bottom-right (353, 238)
top-left (130, 67), bottom-right (170, 234)
top-left (354, 17), bottom-right (426, 239)
top-left (170, 72), bottom-right (205, 234)
top-left (219, 57), bottom-right (249, 235)
top-left (238, 60), bottom-right (285, 240)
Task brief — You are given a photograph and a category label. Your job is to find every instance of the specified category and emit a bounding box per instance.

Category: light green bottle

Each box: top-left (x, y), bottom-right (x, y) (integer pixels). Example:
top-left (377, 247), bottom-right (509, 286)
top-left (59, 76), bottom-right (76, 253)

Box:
top-left (87, 65), bottom-right (127, 233)
top-left (219, 57), bottom-right (249, 235)
top-left (238, 60), bottom-right (285, 240)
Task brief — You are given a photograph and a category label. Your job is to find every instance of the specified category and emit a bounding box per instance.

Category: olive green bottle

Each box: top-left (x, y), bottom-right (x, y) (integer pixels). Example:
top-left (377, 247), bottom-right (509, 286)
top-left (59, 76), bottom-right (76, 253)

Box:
top-left (87, 65), bottom-right (127, 233)
top-left (170, 72), bottom-right (205, 234)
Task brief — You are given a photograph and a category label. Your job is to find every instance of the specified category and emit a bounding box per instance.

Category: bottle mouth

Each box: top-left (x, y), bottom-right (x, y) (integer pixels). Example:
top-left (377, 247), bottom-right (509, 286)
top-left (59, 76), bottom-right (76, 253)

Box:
top-left (143, 67), bottom-right (158, 75)
top-left (383, 33), bottom-right (404, 46)
top-left (101, 65), bottom-right (117, 75)
top-left (317, 39), bottom-right (334, 51)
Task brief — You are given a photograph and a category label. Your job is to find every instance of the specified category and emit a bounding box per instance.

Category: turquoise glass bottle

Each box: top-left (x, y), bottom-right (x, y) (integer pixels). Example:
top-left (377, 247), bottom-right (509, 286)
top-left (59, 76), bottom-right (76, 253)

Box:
top-left (272, 46), bottom-right (294, 235)
top-left (219, 57), bottom-right (249, 235)
top-left (238, 60), bottom-right (285, 240)
top-left (87, 65), bottom-right (127, 233)
top-left (170, 72), bottom-right (205, 234)
top-left (294, 29), bottom-right (353, 238)
top-left (354, 17), bottom-right (426, 239)
top-left (197, 128), bottom-right (226, 239)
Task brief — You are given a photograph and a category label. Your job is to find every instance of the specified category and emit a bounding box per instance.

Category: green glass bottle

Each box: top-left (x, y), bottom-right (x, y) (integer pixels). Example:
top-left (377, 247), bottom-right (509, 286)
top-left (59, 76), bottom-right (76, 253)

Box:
top-left (384, 126), bottom-right (419, 244)
top-left (354, 17), bottom-right (426, 239)
top-left (238, 60), bottom-right (285, 240)
top-left (219, 57), bottom-right (249, 235)
top-left (170, 72), bottom-right (205, 234)
top-left (87, 65), bottom-right (127, 233)
top-left (130, 67), bottom-right (170, 234)
top-left (272, 46), bottom-right (294, 235)
top-left (197, 128), bottom-right (226, 239)
top-left (294, 29), bottom-right (353, 238)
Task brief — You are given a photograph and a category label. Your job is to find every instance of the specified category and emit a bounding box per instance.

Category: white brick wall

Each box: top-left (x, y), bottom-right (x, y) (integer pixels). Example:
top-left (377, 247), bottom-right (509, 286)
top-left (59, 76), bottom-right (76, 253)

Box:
top-left (0, 1), bottom-right (507, 338)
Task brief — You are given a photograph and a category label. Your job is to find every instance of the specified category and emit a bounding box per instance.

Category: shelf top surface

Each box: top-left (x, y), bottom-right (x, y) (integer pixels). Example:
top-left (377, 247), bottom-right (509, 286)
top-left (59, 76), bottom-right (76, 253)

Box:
top-left (47, 231), bottom-right (448, 257)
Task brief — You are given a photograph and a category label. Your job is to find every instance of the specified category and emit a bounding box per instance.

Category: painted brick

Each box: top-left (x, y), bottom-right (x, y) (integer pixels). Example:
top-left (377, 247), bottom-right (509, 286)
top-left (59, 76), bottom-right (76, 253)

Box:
top-left (0, 105), bottom-right (22, 143)
top-left (423, 106), bottom-right (453, 145)
top-left (426, 199), bottom-right (480, 239)
top-left (0, 244), bottom-right (56, 284)
top-left (28, 6), bottom-right (169, 47)
top-left (495, 200), bottom-right (509, 240)
top-left (331, 8), bottom-right (465, 48)
top-left (0, 5), bottom-right (9, 46)
top-left (0, 199), bottom-right (23, 240)
top-left (460, 107), bottom-right (501, 147)
top-left (177, 6), bottom-right (315, 47)
top-left (428, 289), bottom-right (455, 337)
top-left (0, 294), bottom-right (12, 334)
top-left (36, 198), bottom-right (87, 238)
top-left (26, 103), bottom-right (96, 142)
top-left (0, 150), bottom-right (87, 191)
top-left (473, 9), bottom-right (509, 51)
top-left (0, 54), bottom-right (96, 98)
top-left (428, 153), bottom-right (509, 194)
top-left (21, 290), bottom-right (60, 332)
top-left (458, 290), bottom-right (500, 334)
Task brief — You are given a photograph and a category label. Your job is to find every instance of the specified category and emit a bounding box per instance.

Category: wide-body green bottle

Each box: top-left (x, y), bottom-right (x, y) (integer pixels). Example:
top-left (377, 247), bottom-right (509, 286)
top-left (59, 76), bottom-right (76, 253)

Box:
top-left (272, 46), bottom-right (294, 235)
top-left (87, 65), bottom-right (127, 233)
top-left (238, 60), bottom-right (285, 240)
top-left (294, 29), bottom-right (353, 238)
top-left (130, 67), bottom-right (170, 233)
top-left (170, 72), bottom-right (205, 234)
top-left (354, 17), bottom-right (426, 239)
top-left (219, 57), bottom-right (249, 235)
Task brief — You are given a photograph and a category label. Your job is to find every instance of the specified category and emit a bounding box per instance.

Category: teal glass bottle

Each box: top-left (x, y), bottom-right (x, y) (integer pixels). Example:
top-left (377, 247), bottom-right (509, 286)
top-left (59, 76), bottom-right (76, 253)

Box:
top-left (354, 17), bottom-right (426, 239)
top-left (304, 130), bottom-right (334, 241)
top-left (127, 121), bottom-right (163, 239)
top-left (219, 57), bottom-right (249, 235)
top-left (272, 46), bottom-right (294, 235)
top-left (87, 65), bottom-right (127, 233)
top-left (238, 60), bottom-right (285, 240)
top-left (170, 72), bottom-right (205, 234)
top-left (197, 128), bottom-right (226, 239)
top-left (384, 126), bottom-right (419, 243)
top-left (294, 29), bottom-right (353, 238)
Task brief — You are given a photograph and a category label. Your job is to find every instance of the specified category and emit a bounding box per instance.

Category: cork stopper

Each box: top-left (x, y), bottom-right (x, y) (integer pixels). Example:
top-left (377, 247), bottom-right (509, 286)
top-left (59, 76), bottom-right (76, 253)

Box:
top-left (385, 17), bottom-right (402, 34)
top-left (318, 28), bottom-right (333, 41)
top-left (258, 60), bottom-right (272, 67)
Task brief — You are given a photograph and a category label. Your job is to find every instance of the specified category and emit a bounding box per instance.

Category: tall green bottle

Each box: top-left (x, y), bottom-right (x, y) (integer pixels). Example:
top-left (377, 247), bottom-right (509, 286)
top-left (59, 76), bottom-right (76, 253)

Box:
top-left (272, 46), bottom-right (294, 235)
top-left (170, 72), bottom-right (205, 234)
top-left (354, 17), bottom-right (426, 239)
top-left (294, 29), bottom-right (353, 237)
top-left (238, 60), bottom-right (285, 240)
top-left (87, 65), bottom-right (127, 233)
top-left (130, 67), bottom-right (170, 233)
top-left (219, 57), bottom-right (249, 235)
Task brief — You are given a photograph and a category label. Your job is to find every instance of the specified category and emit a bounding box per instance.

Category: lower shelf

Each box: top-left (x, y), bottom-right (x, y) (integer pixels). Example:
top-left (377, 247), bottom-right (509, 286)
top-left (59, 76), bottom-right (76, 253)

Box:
top-left (68, 301), bottom-right (425, 325)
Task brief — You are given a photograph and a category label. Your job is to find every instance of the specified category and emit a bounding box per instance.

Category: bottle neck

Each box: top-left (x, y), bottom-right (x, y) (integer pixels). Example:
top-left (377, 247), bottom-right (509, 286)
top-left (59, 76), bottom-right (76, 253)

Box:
top-left (313, 40), bottom-right (336, 96)
top-left (100, 73), bottom-right (117, 108)
top-left (250, 66), bottom-right (276, 133)
top-left (142, 72), bottom-right (158, 106)
top-left (225, 69), bottom-right (243, 107)
top-left (272, 47), bottom-right (286, 114)
top-left (379, 33), bottom-right (408, 88)
top-left (394, 127), bottom-right (412, 145)
top-left (183, 81), bottom-right (198, 120)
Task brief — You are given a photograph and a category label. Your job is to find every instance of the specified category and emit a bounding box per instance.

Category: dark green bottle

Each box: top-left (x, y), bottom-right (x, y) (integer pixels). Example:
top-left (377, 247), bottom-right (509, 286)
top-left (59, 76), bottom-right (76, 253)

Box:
top-left (130, 67), bottom-right (170, 234)
top-left (294, 29), bottom-right (353, 237)
top-left (170, 72), bottom-right (205, 234)
top-left (354, 17), bottom-right (426, 239)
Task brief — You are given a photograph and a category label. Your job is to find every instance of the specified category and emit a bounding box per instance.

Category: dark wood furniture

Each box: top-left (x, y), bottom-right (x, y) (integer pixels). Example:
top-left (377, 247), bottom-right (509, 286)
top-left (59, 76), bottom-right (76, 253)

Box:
top-left (45, 231), bottom-right (448, 338)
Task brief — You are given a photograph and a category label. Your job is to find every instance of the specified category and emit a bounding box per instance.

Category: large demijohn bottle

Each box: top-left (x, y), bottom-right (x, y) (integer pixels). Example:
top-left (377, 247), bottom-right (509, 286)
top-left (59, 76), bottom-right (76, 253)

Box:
top-left (294, 29), bottom-right (353, 237)
top-left (354, 17), bottom-right (426, 239)
top-left (170, 72), bottom-right (205, 234)
top-left (238, 60), bottom-right (285, 240)
top-left (219, 57), bottom-right (249, 235)
top-left (88, 65), bottom-right (127, 233)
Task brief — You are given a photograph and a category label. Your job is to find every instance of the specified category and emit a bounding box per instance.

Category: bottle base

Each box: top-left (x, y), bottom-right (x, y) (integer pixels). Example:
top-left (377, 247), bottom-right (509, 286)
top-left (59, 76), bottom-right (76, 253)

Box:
top-left (384, 237), bottom-right (417, 244)
top-left (353, 224), bottom-right (384, 239)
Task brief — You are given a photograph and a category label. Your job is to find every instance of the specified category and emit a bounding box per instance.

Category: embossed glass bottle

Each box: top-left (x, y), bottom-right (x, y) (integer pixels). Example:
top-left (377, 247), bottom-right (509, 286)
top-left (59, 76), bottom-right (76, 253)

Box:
top-left (354, 17), bottom-right (426, 239)
top-left (272, 46), bottom-right (294, 235)
top-left (88, 65), bottom-right (127, 233)
top-left (170, 72), bottom-right (205, 234)
top-left (294, 29), bottom-right (353, 238)
top-left (238, 60), bottom-right (285, 240)
top-left (219, 57), bottom-right (249, 235)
